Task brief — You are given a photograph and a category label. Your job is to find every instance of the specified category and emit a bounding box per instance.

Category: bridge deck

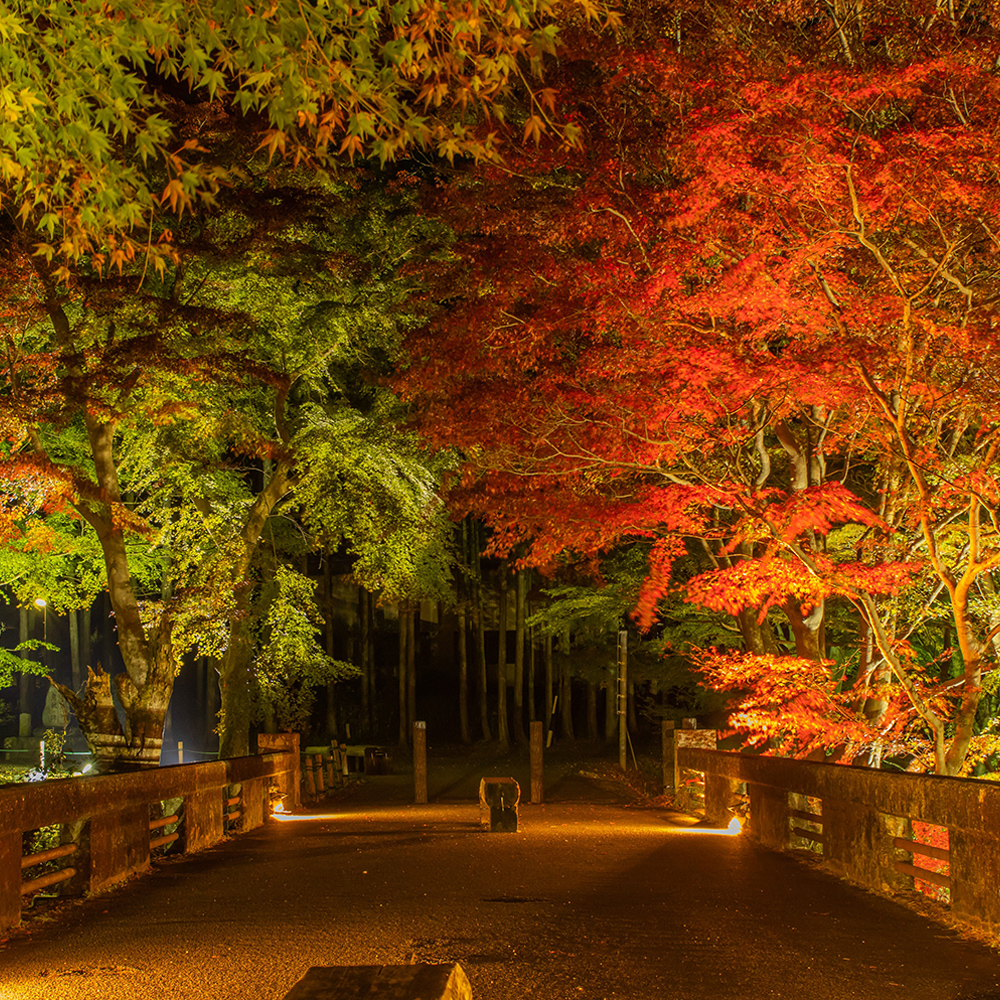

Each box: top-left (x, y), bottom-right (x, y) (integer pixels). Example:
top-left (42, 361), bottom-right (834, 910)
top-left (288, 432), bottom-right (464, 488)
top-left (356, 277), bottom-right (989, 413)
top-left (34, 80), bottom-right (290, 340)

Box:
top-left (1, 757), bottom-right (997, 999)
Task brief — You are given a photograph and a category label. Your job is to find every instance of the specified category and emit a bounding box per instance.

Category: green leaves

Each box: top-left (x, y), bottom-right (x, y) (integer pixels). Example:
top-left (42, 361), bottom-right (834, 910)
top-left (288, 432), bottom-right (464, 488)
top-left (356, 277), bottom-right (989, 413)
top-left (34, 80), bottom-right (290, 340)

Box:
top-left (1, 0), bottom-right (611, 271)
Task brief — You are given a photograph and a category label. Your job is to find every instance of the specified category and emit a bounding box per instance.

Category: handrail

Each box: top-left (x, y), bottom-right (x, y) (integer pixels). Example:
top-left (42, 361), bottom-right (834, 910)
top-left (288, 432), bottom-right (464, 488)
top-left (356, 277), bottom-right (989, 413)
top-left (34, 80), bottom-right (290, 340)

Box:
top-left (677, 747), bottom-right (1000, 939)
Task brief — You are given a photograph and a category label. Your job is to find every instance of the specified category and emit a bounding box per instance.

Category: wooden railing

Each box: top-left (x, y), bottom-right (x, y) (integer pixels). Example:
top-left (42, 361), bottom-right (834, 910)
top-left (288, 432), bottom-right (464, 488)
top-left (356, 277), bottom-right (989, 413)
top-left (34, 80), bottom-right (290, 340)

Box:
top-left (1, 747), bottom-right (300, 934)
top-left (679, 747), bottom-right (1000, 938)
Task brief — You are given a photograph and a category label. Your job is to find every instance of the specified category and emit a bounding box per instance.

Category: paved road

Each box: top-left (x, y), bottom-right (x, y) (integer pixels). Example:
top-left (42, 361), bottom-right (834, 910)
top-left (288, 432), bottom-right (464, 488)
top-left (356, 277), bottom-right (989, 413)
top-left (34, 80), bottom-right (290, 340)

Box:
top-left (2, 756), bottom-right (999, 999)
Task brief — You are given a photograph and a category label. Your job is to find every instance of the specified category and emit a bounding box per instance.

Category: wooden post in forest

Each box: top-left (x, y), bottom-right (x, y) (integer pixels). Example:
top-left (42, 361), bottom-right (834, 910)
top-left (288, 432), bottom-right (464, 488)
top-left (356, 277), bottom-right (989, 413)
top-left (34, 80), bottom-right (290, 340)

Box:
top-left (617, 630), bottom-right (628, 771)
top-left (530, 720), bottom-right (543, 803)
top-left (413, 721), bottom-right (427, 804)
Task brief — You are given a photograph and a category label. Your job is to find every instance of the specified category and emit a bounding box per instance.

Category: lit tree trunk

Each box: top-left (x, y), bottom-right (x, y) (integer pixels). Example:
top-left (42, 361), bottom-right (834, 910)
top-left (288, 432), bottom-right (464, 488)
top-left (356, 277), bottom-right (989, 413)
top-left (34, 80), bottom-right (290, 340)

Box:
top-left (512, 568), bottom-right (527, 745)
top-left (216, 461), bottom-right (292, 760)
top-left (68, 609), bottom-right (82, 692)
top-left (496, 561), bottom-right (509, 748)
top-left (80, 604), bottom-right (91, 679)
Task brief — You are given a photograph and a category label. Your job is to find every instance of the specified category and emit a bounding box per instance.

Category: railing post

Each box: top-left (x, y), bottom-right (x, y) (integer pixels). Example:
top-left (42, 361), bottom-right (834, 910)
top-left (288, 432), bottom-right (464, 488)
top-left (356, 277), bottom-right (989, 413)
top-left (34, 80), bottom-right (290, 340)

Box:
top-left (949, 827), bottom-right (1000, 932)
top-left (703, 772), bottom-right (739, 827)
top-left (823, 799), bottom-right (911, 893)
top-left (746, 783), bottom-right (788, 850)
top-left (89, 803), bottom-right (150, 894)
top-left (0, 829), bottom-right (20, 932)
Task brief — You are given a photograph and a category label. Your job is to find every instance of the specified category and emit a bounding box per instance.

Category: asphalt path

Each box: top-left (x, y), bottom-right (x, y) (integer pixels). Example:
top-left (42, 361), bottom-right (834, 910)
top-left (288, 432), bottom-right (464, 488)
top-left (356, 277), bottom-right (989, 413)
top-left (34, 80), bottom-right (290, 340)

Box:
top-left (2, 755), bottom-right (999, 999)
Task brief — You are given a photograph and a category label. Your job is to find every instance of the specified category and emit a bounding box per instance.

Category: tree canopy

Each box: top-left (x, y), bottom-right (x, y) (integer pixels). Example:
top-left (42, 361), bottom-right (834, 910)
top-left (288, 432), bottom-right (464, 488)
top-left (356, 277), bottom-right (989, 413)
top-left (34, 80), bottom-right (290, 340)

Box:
top-left (398, 0), bottom-right (1000, 773)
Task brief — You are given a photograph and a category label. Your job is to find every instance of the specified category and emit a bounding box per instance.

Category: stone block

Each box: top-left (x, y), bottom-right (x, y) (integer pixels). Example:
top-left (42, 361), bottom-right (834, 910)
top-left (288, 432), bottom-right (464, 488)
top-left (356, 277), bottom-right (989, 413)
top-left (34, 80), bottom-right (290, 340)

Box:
top-left (479, 777), bottom-right (519, 832)
top-left (950, 828), bottom-right (1000, 935)
top-left (0, 830), bottom-right (21, 932)
top-left (823, 798), bottom-right (910, 892)
top-left (182, 786), bottom-right (225, 853)
top-left (746, 782), bottom-right (788, 850)
top-left (89, 803), bottom-right (149, 894)
top-left (283, 964), bottom-right (472, 1000)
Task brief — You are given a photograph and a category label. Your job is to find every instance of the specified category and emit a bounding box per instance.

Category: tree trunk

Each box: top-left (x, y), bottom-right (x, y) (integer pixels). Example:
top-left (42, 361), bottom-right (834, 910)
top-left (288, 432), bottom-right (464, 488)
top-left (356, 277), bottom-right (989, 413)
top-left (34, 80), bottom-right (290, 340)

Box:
top-left (398, 603), bottom-right (410, 748)
top-left (360, 586), bottom-right (371, 737)
top-left (604, 671), bottom-right (616, 742)
top-left (458, 603), bottom-right (470, 744)
top-left (512, 568), bottom-right (527, 744)
top-left (560, 628), bottom-right (574, 740)
top-left (18, 607), bottom-right (30, 725)
top-left (474, 532), bottom-right (491, 741)
top-left (544, 632), bottom-right (554, 738)
top-left (68, 609), bottom-right (81, 692)
top-left (81, 604), bottom-right (92, 679)
top-left (497, 561), bottom-right (509, 748)
top-left (528, 625), bottom-right (536, 723)
top-left (407, 605), bottom-right (417, 735)
top-left (586, 679), bottom-right (598, 742)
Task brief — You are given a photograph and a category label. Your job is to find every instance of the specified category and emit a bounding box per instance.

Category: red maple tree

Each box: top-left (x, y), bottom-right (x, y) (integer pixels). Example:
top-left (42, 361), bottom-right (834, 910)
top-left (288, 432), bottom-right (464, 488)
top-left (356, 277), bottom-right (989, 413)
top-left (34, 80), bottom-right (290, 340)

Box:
top-left (400, 0), bottom-right (1000, 773)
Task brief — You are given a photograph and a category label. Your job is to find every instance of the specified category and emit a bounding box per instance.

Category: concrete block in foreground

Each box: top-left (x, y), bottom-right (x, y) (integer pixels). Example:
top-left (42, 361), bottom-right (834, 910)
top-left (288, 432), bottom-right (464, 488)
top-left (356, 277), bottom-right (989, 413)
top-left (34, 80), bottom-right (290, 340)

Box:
top-left (283, 963), bottom-right (472, 999)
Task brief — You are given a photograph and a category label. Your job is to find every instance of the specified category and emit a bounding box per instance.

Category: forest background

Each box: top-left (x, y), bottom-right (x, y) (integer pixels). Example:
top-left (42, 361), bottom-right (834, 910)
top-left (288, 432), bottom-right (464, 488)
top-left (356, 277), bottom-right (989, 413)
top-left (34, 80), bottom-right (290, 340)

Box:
top-left (1, 0), bottom-right (1000, 779)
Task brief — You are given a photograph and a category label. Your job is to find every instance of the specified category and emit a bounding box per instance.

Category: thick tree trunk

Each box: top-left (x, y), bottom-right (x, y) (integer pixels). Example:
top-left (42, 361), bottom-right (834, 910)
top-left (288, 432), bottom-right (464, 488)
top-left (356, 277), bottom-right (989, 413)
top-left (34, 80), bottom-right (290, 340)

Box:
top-left (217, 614), bottom-right (252, 759)
top-left (496, 561), bottom-right (509, 748)
top-left (398, 603), bottom-right (410, 747)
top-left (68, 609), bottom-right (81, 692)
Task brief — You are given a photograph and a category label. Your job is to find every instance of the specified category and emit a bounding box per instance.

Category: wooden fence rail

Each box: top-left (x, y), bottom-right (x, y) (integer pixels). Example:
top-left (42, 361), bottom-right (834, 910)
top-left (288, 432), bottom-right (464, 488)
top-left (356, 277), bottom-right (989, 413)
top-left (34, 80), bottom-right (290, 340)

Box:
top-left (1, 741), bottom-right (300, 934)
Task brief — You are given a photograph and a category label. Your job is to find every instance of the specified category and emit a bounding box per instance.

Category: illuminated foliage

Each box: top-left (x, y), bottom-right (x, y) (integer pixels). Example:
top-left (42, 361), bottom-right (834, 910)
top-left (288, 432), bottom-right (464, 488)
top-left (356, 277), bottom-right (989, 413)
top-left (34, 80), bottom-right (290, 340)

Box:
top-left (400, 0), bottom-right (1000, 773)
top-left (0, 0), bottom-right (614, 276)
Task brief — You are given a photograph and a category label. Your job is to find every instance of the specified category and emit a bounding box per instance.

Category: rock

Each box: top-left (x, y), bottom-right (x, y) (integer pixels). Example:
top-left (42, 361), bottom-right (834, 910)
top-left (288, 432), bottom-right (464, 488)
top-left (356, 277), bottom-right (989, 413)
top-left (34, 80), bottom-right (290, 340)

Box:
top-left (42, 685), bottom-right (70, 727)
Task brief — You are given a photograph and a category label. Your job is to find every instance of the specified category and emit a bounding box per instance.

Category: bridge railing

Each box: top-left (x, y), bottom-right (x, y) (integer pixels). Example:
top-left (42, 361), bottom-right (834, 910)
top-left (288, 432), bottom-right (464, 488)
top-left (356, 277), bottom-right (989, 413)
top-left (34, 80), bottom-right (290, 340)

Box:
top-left (0, 749), bottom-right (299, 934)
top-left (679, 747), bottom-right (1000, 938)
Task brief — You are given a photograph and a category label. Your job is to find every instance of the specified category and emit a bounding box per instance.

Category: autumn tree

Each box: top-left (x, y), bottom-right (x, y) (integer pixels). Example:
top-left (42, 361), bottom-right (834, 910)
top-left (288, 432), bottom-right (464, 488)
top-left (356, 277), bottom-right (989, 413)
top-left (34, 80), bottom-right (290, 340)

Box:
top-left (0, 0), bottom-right (612, 766)
top-left (399, 0), bottom-right (1000, 773)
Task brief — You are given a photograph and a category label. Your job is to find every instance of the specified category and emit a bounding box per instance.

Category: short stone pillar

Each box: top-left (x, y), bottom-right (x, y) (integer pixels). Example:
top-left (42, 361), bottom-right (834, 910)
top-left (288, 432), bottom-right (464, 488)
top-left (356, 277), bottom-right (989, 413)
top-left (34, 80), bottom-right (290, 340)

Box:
top-left (479, 777), bottom-right (520, 832)
top-left (746, 782), bottom-right (789, 850)
top-left (704, 772), bottom-right (740, 827)
top-left (258, 732), bottom-right (301, 810)
top-left (823, 798), bottom-right (912, 893)
top-left (284, 963), bottom-right (471, 1000)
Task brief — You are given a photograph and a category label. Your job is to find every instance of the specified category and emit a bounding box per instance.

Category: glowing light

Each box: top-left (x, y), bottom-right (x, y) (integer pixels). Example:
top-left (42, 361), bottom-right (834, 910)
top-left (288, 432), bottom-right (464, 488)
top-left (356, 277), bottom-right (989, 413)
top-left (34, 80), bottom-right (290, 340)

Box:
top-left (728, 816), bottom-right (742, 834)
top-left (272, 811), bottom-right (341, 823)
top-left (272, 800), bottom-right (289, 814)
top-left (34, 597), bottom-right (46, 608)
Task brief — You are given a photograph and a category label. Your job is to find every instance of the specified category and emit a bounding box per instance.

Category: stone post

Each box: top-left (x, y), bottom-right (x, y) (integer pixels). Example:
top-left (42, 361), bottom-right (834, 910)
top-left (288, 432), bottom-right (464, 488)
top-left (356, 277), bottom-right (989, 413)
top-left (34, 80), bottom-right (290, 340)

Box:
top-left (530, 720), bottom-right (543, 803)
top-left (413, 721), bottom-right (428, 804)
